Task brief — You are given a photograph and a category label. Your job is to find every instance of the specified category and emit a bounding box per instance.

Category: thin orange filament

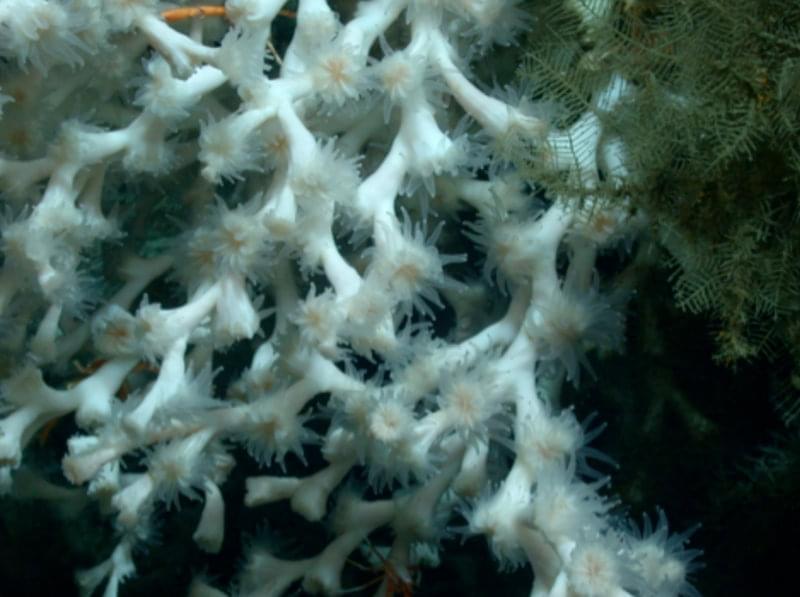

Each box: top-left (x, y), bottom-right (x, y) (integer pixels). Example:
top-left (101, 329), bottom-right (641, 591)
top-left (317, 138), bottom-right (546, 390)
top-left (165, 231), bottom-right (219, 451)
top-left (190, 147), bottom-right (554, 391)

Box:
top-left (161, 5), bottom-right (296, 23)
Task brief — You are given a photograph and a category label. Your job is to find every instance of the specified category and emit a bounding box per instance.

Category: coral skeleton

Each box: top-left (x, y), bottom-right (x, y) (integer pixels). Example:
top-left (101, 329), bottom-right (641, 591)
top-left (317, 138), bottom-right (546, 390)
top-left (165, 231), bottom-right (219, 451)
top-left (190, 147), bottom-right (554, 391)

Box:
top-left (0, 1), bottom-right (701, 596)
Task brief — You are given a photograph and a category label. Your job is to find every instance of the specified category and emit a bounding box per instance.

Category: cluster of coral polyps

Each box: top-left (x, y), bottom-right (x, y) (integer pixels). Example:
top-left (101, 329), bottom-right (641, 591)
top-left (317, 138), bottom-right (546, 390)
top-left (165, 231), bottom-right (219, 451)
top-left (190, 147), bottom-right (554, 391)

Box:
top-left (0, 1), bottom-right (699, 595)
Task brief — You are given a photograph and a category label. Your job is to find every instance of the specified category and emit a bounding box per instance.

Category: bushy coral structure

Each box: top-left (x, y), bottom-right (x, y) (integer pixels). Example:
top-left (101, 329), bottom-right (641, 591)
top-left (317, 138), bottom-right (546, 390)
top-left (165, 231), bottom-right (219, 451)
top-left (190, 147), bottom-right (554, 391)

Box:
top-left (517, 0), bottom-right (800, 377)
top-left (0, 2), bottom-right (702, 596)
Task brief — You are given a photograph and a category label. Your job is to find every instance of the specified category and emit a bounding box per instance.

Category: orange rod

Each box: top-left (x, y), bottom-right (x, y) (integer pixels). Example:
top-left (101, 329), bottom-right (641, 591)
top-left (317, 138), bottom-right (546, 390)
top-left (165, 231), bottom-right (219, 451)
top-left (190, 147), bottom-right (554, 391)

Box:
top-left (161, 6), bottom-right (296, 23)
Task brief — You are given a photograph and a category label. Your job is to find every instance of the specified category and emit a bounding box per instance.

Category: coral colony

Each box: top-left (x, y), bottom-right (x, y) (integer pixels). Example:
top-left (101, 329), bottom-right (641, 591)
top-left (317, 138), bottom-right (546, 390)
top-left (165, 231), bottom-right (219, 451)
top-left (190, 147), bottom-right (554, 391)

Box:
top-left (0, 1), bottom-right (701, 596)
